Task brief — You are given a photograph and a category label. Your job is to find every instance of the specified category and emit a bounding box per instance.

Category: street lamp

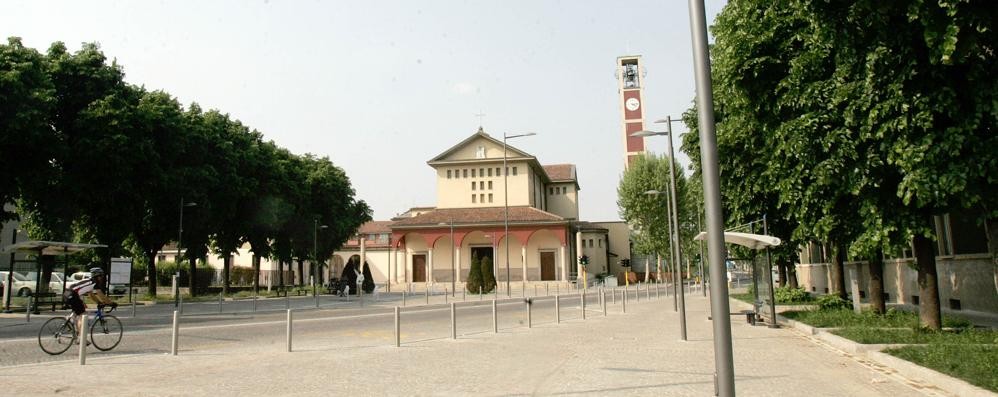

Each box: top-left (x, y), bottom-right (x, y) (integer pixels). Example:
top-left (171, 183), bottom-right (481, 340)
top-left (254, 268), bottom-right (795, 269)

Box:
top-left (687, 0), bottom-right (736, 392)
top-left (438, 221), bottom-right (455, 296)
top-left (503, 131), bottom-right (536, 296)
top-left (635, 117), bottom-right (689, 340)
top-left (176, 199), bottom-right (196, 307)
top-left (313, 219), bottom-right (329, 292)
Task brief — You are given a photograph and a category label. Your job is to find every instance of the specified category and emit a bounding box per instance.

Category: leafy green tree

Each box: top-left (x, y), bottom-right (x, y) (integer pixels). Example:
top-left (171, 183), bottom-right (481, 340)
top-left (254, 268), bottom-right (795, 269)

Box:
top-left (0, 37), bottom-right (55, 222)
top-left (481, 256), bottom-right (496, 293)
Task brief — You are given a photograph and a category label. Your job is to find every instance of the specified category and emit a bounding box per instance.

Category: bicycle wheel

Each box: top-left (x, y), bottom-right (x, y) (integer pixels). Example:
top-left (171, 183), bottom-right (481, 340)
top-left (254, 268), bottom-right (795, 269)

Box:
top-left (89, 315), bottom-right (122, 351)
top-left (38, 317), bottom-right (76, 355)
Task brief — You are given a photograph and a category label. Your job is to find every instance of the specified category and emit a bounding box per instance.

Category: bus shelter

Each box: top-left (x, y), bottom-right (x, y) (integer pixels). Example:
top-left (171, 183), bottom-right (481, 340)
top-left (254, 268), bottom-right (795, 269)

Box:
top-left (2, 241), bottom-right (106, 314)
top-left (695, 231), bottom-right (781, 327)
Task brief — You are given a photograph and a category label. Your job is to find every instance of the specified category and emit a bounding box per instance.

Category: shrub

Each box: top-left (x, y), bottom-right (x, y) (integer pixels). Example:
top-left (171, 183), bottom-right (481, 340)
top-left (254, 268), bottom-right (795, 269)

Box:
top-left (480, 256), bottom-right (496, 293)
top-left (816, 293), bottom-right (851, 310)
top-left (466, 255), bottom-right (483, 294)
top-left (362, 261), bottom-right (375, 293)
top-left (774, 287), bottom-right (811, 303)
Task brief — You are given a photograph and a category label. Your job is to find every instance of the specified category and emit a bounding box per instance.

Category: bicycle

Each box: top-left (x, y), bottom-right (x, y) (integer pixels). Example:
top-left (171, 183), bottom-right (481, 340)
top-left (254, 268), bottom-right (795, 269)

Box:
top-left (38, 304), bottom-right (122, 355)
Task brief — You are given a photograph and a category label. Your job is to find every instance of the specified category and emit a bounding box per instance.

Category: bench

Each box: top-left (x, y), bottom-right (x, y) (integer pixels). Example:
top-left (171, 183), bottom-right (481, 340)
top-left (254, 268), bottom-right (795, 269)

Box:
top-left (31, 291), bottom-right (61, 312)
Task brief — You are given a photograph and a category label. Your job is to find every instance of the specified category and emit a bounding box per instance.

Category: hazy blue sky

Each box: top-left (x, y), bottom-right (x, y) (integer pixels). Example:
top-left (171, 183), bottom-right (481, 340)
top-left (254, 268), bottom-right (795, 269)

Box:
top-left (3, 0), bottom-right (724, 222)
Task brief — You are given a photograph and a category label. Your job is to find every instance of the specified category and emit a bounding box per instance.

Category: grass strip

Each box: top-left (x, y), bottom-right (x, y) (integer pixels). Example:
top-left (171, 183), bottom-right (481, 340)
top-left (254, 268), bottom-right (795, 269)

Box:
top-left (886, 344), bottom-right (998, 392)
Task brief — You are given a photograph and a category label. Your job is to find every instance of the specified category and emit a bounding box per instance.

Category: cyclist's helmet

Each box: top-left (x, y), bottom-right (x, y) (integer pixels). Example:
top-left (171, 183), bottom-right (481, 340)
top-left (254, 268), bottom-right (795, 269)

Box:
top-left (89, 267), bottom-right (105, 277)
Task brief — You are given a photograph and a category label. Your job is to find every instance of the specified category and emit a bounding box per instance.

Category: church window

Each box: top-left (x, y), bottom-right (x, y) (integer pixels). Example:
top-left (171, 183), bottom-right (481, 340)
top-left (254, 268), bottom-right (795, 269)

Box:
top-left (480, 168), bottom-right (485, 176)
top-left (472, 195), bottom-right (477, 203)
top-left (463, 169), bottom-right (468, 178)
top-left (479, 181), bottom-right (484, 190)
top-left (598, 239), bottom-right (602, 248)
top-left (480, 194), bottom-right (485, 203)
top-left (495, 167), bottom-right (501, 176)
top-left (488, 168), bottom-right (492, 177)
top-left (472, 169), bottom-right (477, 177)
top-left (562, 186), bottom-right (567, 194)
top-left (447, 170), bottom-right (452, 179)
top-left (472, 182), bottom-right (476, 191)
top-left (512, 167), bottom-right (518, 176)
top-left (488, 181), bottom-right (493, 189)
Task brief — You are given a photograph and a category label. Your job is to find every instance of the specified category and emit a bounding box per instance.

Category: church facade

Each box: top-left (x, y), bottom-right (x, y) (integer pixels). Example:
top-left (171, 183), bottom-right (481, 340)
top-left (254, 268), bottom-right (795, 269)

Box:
top-left (331, 128), bottom-right (630, 290)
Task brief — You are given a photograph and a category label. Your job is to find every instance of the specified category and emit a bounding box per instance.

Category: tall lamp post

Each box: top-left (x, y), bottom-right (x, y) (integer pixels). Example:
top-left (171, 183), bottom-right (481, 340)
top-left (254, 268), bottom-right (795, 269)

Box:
top-left (438, 221), bottom-right (455, 296)
top-left (503, 132), bottom-right (536, 296)
top-left (634, 117), bottom-right (689, 340)
top-left (687, 0), bottom-right (736, 393)
top-left (313, 219), bottom-right (328, 292)
top-left (175, 199), bottom-right (196, 307)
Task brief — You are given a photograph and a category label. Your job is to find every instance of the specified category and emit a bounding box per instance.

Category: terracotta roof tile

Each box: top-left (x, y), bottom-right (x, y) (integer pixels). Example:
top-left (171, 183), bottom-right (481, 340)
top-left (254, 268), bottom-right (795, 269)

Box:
top-left (391, 207), bottom-right (566, 227)
top-left (357, 221), bottom-right (394, 234)
top-left (543, 164), bottom-right (575, 181)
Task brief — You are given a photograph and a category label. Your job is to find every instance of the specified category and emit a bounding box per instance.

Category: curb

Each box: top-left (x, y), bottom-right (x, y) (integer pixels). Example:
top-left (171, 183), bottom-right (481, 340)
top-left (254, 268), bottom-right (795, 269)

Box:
top-left (773, 311), bottom-right (996, 397)
top-left (866, 350), bottom-right (996, 397)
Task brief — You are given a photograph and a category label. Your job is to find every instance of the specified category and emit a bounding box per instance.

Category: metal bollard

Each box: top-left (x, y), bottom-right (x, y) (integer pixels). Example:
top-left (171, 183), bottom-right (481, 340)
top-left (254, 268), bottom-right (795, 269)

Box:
top-left (462, 289), bottom-right (466, 301)
top-left (656, 283), bottom-right (660, 299)
top-left (286, 309), bottom-right (293, 352)
top-left (79, 314), bottom-right (88, 365)
top-left (612, 287), bottom-right (617, 305)
top-left (526, 299), bottom-right (532, 328)
top-left (131, 301), bottom-right (137, 318)
top-left (555, 295), bottom-right (560, 323)
top-left (623, 289), bottom-right (628, 313)
top-left (402, 291), bottom-right (407, 307)
top-left (254, 295), bottom-right (259, 312)
top-left (179, 293), bottom-right (184, 315)
top-left (315, 290), bottom-right (319, 308)
top-left (394, 307), bottom-right (401, 347)
top-left (425, 287), bottom-right (429, 305)
top-left (546, 283), bottom-right (549, 296)
top-left (636, 284), bottom-right (640, 302)
top-left (25, 296), bottom-right (31, 322)
top-left (479, 287), bottom-right (483, 301)
top-left (581, 293), bottom-right (586, 320)
top-left (450, 303), bottom-right (457, 339)
top-left (218, 292), bottom-right (223, 313)
top-left (445, 289), bottom-right (448, 304)
top-left (171, 310), bottom-right (179, 356)
top-left (602, 290), bottom-right (607, 316)
top-left (646, 284), bottom-right (651, 301)
top-left (492, 300), bottom-right (498, 333)
top-left (285, 293), bottom-right (290, 310)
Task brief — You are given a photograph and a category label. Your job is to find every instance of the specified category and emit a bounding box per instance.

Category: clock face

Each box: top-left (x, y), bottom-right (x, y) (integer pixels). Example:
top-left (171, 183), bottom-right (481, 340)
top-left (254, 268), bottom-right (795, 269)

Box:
top-left (625, 97), bottom-right (640, 112)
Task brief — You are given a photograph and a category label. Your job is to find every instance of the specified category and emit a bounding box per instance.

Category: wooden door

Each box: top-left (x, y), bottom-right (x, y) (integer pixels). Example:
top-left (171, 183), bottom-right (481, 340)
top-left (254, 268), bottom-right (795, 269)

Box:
top-left (412, 254), bottom-right (426, 282)
top-left (540, 251), bottom-right (556, 281)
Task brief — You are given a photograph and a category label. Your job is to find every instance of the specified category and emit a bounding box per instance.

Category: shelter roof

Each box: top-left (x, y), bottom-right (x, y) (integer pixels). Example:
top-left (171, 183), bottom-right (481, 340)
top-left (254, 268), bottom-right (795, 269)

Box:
top-left (2, 241), bottom-right (107, 255)
top-left (694, 232), bottom-right (781, 250)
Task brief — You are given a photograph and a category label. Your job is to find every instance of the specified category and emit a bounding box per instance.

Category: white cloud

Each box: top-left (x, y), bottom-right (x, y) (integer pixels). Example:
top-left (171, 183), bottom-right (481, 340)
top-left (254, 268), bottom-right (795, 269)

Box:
top-left (452, 82), bottom-right (478, 95)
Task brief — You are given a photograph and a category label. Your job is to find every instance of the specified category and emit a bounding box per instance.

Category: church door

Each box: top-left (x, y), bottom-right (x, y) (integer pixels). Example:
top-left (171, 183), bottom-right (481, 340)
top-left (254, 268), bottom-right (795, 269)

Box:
top-left (412, 254), bottom-right (427, 282)
top-left (540, 251), bottom-right (556, 281)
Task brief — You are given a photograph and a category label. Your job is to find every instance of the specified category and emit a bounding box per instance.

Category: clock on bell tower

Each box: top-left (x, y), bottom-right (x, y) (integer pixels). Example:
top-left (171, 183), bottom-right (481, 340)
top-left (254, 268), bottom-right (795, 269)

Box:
top-left (617, 55), bottom-right (646, 169)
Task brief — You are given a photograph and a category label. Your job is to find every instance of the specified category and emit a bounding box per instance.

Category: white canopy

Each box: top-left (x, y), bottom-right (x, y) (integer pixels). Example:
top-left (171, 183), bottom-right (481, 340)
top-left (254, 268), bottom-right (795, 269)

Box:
top-left (694, 232), bottom-right (781, 250)
top-left (2, 241), bottom-right (107, 255)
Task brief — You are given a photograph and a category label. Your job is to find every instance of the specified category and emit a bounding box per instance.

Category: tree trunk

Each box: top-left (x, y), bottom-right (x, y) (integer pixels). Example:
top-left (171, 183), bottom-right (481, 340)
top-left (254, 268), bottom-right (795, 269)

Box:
top-left (831, 242), bottom-right (847, 300)
top-left (222, 255), bottom-right (231, 296)
top-left (297, 259), bottom-right (305, 287)
top-left (788, 253), bottom-right (799, 289)
top-left (868, 249), bottom-right (886, 315)
top-left (987, 218), bottom-right (997, 299)
top-left (777, 260), bottom-right (788, 288)
top-left (147, 251), bottom-right (158, 297)
top-left (277, 260), bottom-right (285, 289)
top-left (913, 234), bottom-right (942, 330)
top-left (188, 256), bottom-right (197, 297)
top-left (253, 255), bottom-right (260, 294)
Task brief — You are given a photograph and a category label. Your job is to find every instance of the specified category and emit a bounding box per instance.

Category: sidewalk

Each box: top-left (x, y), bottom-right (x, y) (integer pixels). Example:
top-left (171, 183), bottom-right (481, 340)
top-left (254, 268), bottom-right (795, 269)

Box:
top-left (1, 293), bottom-right (939, 396)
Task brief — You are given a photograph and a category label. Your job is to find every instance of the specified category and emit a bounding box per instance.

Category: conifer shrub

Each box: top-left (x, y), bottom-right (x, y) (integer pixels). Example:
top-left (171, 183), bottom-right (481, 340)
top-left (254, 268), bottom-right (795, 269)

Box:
top-left (466, 255), bottom-right (483, 294)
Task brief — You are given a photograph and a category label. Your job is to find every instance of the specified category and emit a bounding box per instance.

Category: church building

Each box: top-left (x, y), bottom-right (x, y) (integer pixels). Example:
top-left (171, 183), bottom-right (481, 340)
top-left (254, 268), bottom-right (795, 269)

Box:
top-left (331, 128), bottom-right (630, 290)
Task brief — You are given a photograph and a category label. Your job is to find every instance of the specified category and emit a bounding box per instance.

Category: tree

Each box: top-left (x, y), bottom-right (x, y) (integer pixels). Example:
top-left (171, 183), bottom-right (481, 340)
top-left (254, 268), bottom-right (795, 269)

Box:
top-left (0, 37), bottom-right (55, 222)
top-left (481, 256), bottom-right (496, 293)
top-left (466, 255), bottom-right (482, 294)
top-left (361, 261), bottom-right (375, 293)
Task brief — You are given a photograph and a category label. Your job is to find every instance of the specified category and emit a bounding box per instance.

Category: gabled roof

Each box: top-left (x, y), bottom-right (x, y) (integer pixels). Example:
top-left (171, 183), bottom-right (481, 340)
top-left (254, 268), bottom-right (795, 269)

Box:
top-left (357, 221), bottom-right (394, 234)
top-left (543, 164), bottom-right (576, 181)
top-left (391, 206), bottom-right (567, 228)
top-left (427, 127), bottom-right (532, 164)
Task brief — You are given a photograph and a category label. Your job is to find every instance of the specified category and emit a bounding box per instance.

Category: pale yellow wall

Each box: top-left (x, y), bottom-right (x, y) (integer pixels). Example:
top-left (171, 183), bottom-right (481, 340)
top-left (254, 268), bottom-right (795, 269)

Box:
top-left (593, 222), bottom-right (631, 276)
top-left (435, 159), bottom-right (532, 208)
top-left (545, 182), bottom-right (579, 219)
top-left (525, 230), bottom-right (564, 280)
top-left (579, 232), bottom-right (608, 274)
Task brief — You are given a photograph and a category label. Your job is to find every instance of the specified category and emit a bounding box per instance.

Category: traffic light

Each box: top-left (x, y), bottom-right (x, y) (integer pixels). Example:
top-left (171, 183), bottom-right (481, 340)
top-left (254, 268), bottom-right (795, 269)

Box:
top-left (621, 258), bottom-right (631, 267)
top-left (579, 255), bottom-right (589, 266)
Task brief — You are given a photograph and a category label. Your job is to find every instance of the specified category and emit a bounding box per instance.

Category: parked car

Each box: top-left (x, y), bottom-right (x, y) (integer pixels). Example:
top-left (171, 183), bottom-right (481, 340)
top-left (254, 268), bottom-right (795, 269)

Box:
top-left (68, 272), bottom-right (127, 295)
top-left (2, 271), bottom-right (41, 297)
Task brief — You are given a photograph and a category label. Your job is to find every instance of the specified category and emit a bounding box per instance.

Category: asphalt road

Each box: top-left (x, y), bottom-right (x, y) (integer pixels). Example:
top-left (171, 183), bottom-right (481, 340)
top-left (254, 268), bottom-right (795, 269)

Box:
top-left (1, 285), bottom-right (675, 367)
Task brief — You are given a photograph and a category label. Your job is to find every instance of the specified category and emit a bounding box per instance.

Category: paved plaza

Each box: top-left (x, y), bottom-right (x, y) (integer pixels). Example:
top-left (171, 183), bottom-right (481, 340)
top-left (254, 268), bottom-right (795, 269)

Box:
top-left (0, 289), bottom-right (953, 397)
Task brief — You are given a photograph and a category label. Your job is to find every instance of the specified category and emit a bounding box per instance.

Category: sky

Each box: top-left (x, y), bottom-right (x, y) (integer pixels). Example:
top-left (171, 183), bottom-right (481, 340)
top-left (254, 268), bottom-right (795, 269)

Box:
top-left (2, 0), bottom-right (725, 222)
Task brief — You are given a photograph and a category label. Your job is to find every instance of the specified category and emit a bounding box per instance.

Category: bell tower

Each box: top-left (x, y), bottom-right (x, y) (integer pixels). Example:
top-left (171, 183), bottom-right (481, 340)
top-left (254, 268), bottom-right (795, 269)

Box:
top-left (616, 55), bottom-right (646, 169)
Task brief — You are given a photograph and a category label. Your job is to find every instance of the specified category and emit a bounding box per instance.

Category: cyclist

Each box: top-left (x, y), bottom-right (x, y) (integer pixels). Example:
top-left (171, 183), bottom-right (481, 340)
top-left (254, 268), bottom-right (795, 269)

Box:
top-left (64, 267), bottom-right (116, 337)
